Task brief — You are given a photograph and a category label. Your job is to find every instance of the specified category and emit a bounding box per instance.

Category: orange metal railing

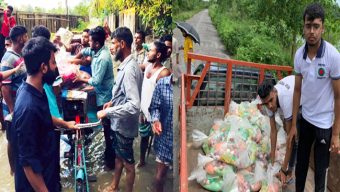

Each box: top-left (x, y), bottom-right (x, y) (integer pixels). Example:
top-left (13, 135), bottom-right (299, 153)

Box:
top-left (180, 73), bottom-right (188, 192)
top-left (186, 52), bottom-right (293, 114)
top-left (179, 53), bottom-right (293, 192)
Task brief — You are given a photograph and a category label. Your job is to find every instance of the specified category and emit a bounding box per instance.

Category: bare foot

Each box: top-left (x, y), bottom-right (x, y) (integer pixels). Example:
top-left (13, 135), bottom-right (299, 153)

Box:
top-left (103, 184), bottom-right (119, 192)
top-left (136, 161), bottom-right (146, 168)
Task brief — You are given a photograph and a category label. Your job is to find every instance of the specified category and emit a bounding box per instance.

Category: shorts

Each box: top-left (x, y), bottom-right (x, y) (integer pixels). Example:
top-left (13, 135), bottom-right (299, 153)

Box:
top-left (110, 131), bottom-right (135, 164)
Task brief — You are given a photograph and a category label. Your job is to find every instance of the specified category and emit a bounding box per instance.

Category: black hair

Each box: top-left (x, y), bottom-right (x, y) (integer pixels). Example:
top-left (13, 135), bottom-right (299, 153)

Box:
top-left (257, 79), bottom-right (275, 99)
top-left (7, 6), bottom-right (13, 12)
top-left (32, 25), bottom-right (51, 40)
top-left (136, 30), bottom-right (146, 41)
top-left (303, 3), bottom-right (325, 23)
top-left (111, 27), bottom-right (133, 48)
top-left (83, 28), bottom-right (90, 33)
top-left (9, 25), bottom-right (27, 43)
top-left (154, 41), bottom-right (168, 63)
top-left (160, 34), bottom-right (172, 43)
top-left (5, 37), bottom-right (11, 41)
top-left (89, 26), bottom-right (106, 46)
top-left (22, 37), bottom-right (57, 75)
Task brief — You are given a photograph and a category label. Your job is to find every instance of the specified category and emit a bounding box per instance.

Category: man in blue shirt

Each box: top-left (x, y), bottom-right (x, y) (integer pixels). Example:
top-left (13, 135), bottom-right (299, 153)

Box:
top-left (74, 26), bottom-right (115, 169)
top-left (11, 37), bottom-right (60, 191)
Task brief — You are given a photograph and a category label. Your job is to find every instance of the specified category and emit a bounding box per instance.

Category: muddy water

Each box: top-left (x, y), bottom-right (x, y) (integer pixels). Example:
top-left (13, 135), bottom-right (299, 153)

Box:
top-left (0, 130), bottom-right (173, 192)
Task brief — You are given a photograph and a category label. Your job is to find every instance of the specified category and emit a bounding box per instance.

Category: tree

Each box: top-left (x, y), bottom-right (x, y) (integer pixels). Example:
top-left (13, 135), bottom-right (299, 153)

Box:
top-left (89, 0), bottom-right (172, 36)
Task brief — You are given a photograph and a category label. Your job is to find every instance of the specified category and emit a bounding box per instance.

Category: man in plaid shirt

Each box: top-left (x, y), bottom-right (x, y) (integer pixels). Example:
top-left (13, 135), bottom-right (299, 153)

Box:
top-left (149, 74), bottom-right (173, 192)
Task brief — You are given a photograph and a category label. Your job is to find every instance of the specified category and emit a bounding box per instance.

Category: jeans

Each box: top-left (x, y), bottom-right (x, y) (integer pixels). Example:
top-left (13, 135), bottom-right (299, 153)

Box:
top-left (295, 115), bottom-right (331, 192)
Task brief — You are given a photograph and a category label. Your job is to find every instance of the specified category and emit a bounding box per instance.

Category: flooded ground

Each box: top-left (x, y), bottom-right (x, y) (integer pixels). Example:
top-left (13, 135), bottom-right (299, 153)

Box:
top-left (0, 128), bottom-right (173, 192)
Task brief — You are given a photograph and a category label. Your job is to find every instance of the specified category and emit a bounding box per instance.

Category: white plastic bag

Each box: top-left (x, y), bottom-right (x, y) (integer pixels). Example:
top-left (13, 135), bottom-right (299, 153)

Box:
top-left (192, 129), bottom-right (208, 148)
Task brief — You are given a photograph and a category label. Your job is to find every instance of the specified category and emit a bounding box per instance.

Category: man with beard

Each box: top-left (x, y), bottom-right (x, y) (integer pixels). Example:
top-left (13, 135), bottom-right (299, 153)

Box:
top-left (290, 3), bottom-right (340, 192)
top-left (97, 27), bottom-right (143, 192)
top-left (10, 37), bottom-right (60, 191)
top-left (138, 41), bottom-right (171, 168)
top-left (73, 26), bottom-right (115, 170)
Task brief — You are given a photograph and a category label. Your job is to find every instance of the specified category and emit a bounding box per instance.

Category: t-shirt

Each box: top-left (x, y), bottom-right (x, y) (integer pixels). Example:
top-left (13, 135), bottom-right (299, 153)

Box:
top-left (266, 75), bottom-right (295, 121)
top-left (0, 50), bottom-right (26, 115)
top-left (1, 14), bottom-right (16, 37)
top-left (294, 40), bottom-right (340, 128)
top-left (184, 36), bottom-right (193, 63)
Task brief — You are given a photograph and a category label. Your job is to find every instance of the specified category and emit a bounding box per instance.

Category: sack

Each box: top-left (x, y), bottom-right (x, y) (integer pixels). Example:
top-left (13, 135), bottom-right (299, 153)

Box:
top-left (139, 122), bottom-right (152, 137)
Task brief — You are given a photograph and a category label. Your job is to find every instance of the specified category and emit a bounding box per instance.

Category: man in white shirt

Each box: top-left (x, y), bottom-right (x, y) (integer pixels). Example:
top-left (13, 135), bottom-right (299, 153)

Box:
top-left (258, 75), bottom-right (299, 186)
top-left (290, 3), bottom-right (340, 192)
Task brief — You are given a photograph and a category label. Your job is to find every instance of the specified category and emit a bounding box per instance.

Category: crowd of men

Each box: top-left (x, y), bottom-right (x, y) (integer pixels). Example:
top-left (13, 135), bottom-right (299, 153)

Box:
top-left (1, 6), bottom-right (175, 192)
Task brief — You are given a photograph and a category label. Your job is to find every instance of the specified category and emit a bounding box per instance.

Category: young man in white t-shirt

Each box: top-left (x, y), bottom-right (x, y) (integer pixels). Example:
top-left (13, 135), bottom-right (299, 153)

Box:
top-left (290, 3), bottom-right (340, 192)
top-left (258, 75), bottom-right (298, 186)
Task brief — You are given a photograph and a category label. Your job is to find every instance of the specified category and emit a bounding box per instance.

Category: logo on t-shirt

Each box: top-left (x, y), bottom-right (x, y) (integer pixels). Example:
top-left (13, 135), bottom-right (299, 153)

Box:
top-left (318, 67), bottom-right (325, 76)
top-left (317, 64), bottom-right (327, 79)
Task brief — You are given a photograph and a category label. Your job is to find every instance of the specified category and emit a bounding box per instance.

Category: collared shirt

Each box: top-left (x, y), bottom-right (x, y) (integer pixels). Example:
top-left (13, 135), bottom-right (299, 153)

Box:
top-left (132, 47), bottom-right (146, 65)
top-left (11, 81), bottom-right (60, 191)
top-left (82, 46), bottom-right (114, 106)
top-left (105, 54), bottom-right (143, 138)
top-left (294, 39), bottom-right (340, 128)
top-left (149, 75), bottom-right (173, 163)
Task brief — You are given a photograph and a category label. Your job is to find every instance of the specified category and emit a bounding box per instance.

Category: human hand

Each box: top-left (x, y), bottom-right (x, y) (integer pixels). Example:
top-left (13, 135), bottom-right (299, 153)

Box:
top-left (103, 101), bottom-right (112, 110)
top-left (152, 121), bottom-right (162, 135)
top-left (276, 170), bottom-right (287, 187)
top-left (65, 121), bottom-right (80, 130)
top-left (329, 134), bottom-right (340, 154)
top-left (97, 110), bottom-right (107, 119)
top-left (14, 62), bottom-right (24, 72)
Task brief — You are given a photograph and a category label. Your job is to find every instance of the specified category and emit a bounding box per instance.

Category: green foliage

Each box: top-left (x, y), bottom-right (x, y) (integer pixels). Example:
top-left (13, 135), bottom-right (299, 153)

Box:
top-left (73, 19), bottom-right (89, 31)
top-left (89, 0), bottom-right (172, 37)
top-left (71, 3), bottom-right (90, 16)
top-left (236, 35), bottom-right (290, 66)
top-left (210, 0), bottom-right (340, 65)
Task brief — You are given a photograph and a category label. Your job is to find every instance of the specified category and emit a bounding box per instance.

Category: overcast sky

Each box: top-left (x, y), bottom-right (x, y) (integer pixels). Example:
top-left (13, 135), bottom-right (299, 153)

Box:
top-left (6, 0), bottom-right (85, 10)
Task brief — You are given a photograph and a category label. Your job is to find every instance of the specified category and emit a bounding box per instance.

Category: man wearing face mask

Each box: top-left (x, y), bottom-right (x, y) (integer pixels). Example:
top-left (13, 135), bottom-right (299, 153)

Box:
top-left (73, 26), bottom-right (115, 170)
top-left (10, 37), bottom-right (60, 191)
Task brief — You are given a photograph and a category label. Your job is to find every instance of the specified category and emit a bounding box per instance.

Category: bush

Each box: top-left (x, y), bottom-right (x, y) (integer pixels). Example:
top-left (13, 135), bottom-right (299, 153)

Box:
top-left (236, 35), bottom-right (291, 66)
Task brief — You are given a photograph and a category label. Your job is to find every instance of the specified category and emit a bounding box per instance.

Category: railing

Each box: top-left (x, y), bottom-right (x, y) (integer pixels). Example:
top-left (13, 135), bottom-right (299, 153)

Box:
top-left (180, 74), bottom-right (188, 192)
top-left (186, 52), bottom-right (293, 114)
top-left (179, 52), bottom-right (293, 192)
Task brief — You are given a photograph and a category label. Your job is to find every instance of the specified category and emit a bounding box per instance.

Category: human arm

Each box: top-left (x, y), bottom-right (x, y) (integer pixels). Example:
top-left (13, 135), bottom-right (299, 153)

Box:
top-left (17, 110), bottom-right (48, 191)
top-left (269, 117), bottom-right (277, 164)
top-left (330, 79), bottom-right (340, 153)
top-left (1, 62), bottom-right (23, 81)
top-left (2, 85), bottom-right (14, 113)
top-left (279, 120), bottom-right (294, 185)
top-left (156, 68), bottom-right (171, 81)
top-left (149, 81), bottom-right (162, 135)
top-left (52, 116), bottom-right (79, 130)
top-left (288, 75), bottom-right (302, 149)
top-left (104, 67), bottom-right (141, 119)
top-left (23, 166), bottom-right (48, 192)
